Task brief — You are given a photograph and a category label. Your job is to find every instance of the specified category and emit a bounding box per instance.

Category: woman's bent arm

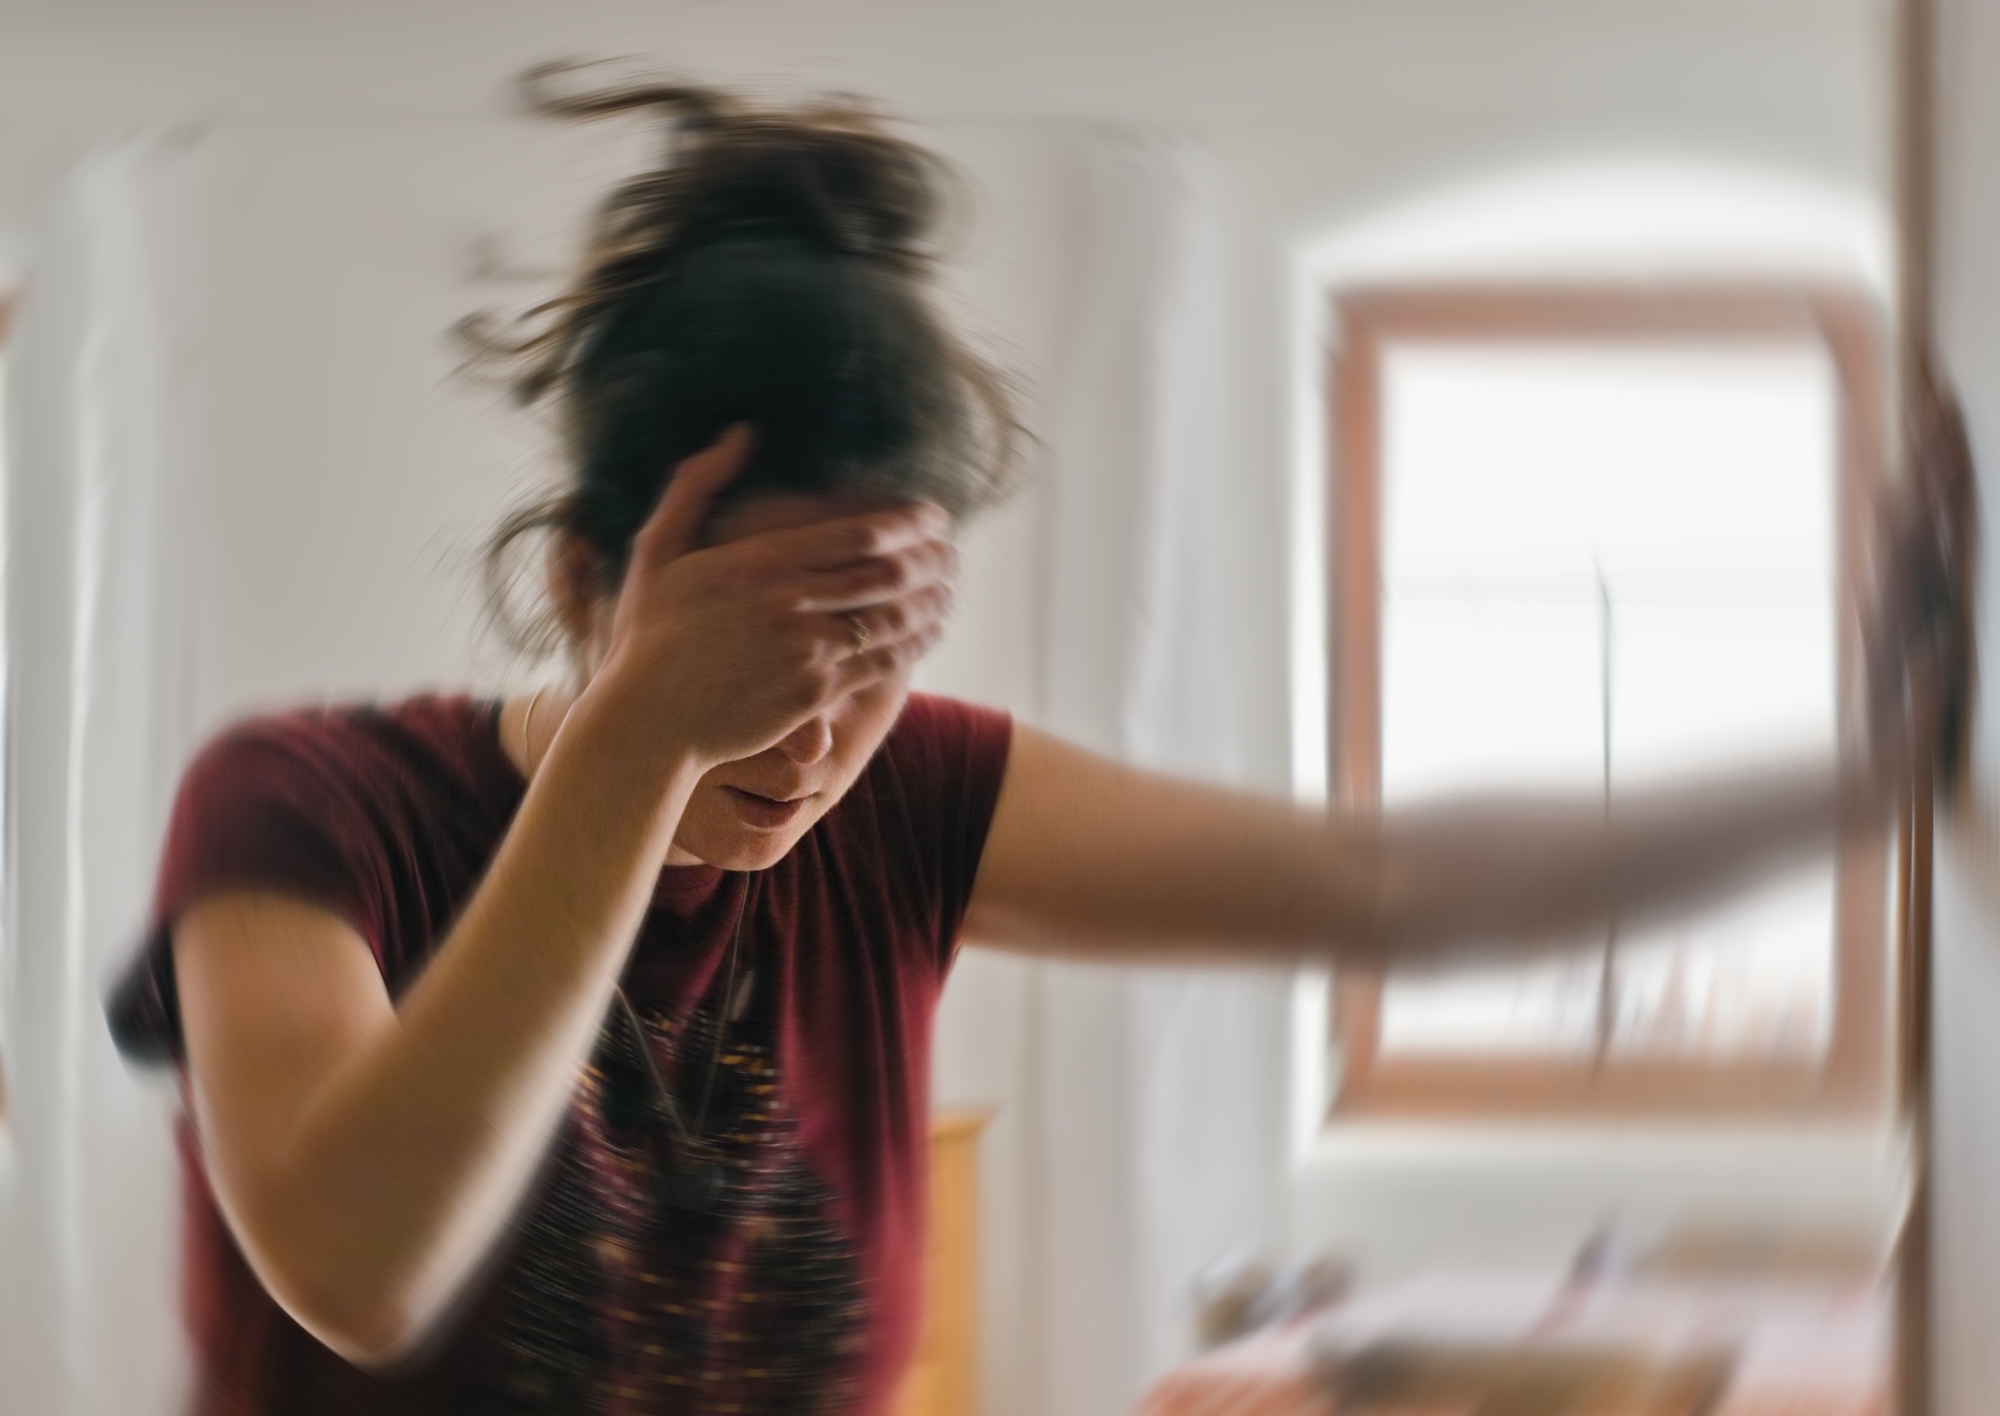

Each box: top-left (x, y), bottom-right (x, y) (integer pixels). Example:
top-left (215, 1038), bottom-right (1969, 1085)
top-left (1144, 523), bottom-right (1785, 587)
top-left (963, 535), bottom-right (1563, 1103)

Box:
top-left (178, 689), bottom-right (706, 1367)
top-left (962, 726), bottom-right (1877, 968)
top-left (174, 430), bottom-right (956, 1367)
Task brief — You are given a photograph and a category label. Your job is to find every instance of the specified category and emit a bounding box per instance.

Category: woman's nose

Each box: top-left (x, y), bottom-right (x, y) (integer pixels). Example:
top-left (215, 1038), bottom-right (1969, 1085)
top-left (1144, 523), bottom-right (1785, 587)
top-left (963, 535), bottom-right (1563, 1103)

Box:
top-left (774, 714), bottom-right (835, 765)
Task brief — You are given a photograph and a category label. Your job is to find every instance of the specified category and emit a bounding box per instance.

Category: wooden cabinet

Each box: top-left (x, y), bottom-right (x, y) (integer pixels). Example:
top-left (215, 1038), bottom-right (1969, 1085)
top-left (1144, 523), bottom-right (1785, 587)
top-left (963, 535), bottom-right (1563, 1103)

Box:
top-left (893, 1109), bottom-right (992, 1416)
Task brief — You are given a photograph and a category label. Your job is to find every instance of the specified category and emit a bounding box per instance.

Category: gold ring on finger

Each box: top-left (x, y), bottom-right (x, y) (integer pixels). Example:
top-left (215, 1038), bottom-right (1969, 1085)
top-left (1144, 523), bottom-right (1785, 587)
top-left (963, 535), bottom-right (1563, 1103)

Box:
top-left (847, 614), bottom-right (872, 654)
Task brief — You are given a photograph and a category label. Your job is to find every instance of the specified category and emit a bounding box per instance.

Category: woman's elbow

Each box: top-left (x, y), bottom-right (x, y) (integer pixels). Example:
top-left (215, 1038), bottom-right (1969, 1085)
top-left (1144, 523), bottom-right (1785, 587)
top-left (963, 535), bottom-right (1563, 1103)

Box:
top-left (270, 1265), bottom-right (441, 1370)
top-left (225, 1194), bottom-right (443, 1370)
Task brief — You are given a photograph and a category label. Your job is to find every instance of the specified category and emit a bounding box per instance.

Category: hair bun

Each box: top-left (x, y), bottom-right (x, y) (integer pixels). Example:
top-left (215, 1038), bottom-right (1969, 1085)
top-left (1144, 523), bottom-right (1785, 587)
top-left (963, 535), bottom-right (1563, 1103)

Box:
top-left (676, 118), bottom-right (943, 263)
top-left (520, 62), bottom-right (948, 269)
top-left (477, 65), bottom-right (1023, 660)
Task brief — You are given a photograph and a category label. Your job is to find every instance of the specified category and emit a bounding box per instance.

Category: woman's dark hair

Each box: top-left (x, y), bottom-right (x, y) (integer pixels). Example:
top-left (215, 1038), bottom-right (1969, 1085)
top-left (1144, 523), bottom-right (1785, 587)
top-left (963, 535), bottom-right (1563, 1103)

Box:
top-left (473, 63), bottom-right (1022, 655)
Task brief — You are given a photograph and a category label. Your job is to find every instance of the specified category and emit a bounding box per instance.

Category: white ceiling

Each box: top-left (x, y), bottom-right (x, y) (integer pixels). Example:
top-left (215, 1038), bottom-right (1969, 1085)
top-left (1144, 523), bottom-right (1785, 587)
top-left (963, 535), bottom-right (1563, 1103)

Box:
top-left (0, 0), bottom-right (1886, 125)
top-left (0, 0), bottom-right (1888, 272)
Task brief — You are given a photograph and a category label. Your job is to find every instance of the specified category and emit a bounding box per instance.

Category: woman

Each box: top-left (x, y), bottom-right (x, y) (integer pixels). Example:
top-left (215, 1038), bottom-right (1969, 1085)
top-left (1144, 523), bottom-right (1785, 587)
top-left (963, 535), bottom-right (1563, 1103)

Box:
top-left (108, 72), bottom-right (1964, 1416)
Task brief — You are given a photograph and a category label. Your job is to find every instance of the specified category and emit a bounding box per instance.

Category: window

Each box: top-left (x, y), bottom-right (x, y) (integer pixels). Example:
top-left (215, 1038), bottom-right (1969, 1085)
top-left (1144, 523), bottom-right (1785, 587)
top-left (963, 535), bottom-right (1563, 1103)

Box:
top-left (1327, 285), bottom-right (1889, 1118)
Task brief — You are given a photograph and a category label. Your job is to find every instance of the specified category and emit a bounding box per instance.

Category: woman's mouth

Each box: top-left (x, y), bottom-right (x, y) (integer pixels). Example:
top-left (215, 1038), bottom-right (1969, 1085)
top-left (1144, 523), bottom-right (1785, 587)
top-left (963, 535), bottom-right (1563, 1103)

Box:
top-left (723, 787), bottom-right (811, 830)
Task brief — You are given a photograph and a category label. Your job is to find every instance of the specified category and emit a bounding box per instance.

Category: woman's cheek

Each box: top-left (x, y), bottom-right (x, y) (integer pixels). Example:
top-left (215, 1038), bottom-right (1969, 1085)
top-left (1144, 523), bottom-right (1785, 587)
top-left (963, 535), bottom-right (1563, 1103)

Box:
top-left (830, 682), bottom-right (911, 774)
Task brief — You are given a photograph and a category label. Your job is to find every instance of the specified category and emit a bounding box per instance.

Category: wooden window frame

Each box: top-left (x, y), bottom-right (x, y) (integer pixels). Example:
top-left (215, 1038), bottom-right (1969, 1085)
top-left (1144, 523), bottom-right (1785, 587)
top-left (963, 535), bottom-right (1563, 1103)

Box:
top-left (1327, 283), bottom-right (1890, 1121)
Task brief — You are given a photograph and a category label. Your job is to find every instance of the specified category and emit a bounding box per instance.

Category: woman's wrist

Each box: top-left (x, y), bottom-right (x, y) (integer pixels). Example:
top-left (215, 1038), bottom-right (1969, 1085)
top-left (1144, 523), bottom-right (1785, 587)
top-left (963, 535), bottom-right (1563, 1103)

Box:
top-left (557, 664), bottom-right (714, 804)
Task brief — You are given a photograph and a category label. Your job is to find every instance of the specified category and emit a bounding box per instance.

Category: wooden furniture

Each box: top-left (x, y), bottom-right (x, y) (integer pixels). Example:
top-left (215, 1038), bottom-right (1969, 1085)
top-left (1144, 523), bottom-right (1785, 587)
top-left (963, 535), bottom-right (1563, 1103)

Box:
top-left (894, 1109), bottom-right (992, 1416)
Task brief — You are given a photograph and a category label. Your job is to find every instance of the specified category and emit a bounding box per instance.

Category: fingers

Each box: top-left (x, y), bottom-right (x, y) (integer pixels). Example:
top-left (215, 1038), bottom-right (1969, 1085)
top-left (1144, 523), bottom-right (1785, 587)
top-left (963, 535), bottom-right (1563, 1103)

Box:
top-left (786, 523), bottom-right (958, 709)
top-left (831, 614), bottom-right (951, 697)
top-left (629, 424), bottom-right (756, 569)
top-left (793, 536), bottom-right (959, 613)
top-left (1907, 382), bottom-right (1975, 579)
top-left (1898, 397), bottom-right (1974, 657)
top-left (759, 501), bottom-right (951, 573)
top-left (778, 581), bottom-right (954, 708)
top-left (828, 582), bottom-right (955, 656)
top-left (1859, 377), bottom-right (1980, 787)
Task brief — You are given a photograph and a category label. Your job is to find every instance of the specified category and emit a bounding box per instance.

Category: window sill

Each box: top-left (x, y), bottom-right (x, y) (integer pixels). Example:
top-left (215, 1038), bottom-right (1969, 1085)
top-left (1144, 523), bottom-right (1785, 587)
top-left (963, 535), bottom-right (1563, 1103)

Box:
top-left (1301, 1115), bottom-right (1902, 1168)
top-left (1288, 1119), bottom-right (1906, 1284)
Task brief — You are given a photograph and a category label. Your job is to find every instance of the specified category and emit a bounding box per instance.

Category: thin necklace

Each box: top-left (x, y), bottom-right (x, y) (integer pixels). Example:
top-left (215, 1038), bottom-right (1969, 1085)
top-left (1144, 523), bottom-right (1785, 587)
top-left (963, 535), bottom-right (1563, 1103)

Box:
top-left (519, 683), bottom-right (551, 772)
top-left (612, 873), bottom-right (758, 1213)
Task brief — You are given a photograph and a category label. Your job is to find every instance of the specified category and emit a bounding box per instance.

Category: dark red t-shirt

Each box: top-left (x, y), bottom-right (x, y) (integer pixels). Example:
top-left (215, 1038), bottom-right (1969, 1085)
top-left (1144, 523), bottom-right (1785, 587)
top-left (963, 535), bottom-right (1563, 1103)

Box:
top-left (106, 691), bottom-right (1013, 1416)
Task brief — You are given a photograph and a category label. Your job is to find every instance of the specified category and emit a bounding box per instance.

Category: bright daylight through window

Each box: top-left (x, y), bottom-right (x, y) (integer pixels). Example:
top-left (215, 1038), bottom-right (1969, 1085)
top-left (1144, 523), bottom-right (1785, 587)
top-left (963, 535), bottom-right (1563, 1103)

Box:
top-left (1328, 288), bottom-right (1888, 1115)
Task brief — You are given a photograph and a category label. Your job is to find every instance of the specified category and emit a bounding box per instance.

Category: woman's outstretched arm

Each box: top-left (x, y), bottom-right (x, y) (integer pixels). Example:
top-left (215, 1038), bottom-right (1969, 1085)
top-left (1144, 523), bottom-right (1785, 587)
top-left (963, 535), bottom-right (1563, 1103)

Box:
top-left (961, 726), bottom-right (1876, 968)
top-left (966, 386), bottom-right (1974, 969)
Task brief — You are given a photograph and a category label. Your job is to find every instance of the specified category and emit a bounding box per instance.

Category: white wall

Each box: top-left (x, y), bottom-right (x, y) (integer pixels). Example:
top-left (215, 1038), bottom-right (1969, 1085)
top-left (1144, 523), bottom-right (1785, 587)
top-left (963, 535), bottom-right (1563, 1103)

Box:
top-left (0, 3), bottom-right (1904, 1413)
top-left (0, 0), bottom-right (1885, 271)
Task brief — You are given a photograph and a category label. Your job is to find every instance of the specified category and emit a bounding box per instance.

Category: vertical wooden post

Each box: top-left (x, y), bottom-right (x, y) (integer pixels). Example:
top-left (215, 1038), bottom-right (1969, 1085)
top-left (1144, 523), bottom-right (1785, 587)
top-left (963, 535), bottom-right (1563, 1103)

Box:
top-left (1892, 0), bottom-right (1937, 1409)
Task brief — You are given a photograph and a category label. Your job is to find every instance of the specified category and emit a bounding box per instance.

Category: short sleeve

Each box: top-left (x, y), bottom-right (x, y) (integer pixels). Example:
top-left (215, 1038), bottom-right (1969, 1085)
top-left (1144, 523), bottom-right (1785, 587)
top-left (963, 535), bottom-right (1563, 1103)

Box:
top-left (106, 716), bottom-right (399, 1066)
top-left (867, 693), bottom-right (1014, 972)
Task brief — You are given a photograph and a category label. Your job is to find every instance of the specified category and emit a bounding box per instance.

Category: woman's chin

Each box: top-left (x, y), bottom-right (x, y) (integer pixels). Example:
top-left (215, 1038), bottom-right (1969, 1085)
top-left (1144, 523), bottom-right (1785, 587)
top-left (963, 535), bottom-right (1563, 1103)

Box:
top-left (668, 782), bottom-right (843, 871)
top-left (716, 840), bottom-right (799, 872)
top-left (670, 821), bottom-right (813, 873)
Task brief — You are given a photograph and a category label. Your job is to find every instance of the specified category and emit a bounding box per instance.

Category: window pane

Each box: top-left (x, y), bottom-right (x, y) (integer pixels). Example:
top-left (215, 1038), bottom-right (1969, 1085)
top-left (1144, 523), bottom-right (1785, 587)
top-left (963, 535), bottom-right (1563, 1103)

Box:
top-left (1608, 863), bottom-right (1835, 1060)
top-left (1380, 952), bottom-right (1608, 1056)
top-left (1380, 344), bottom-right (1836, 587)
top-left (1371, 340), bottom-right (1838, 1064)
top-left (1383, 593), bottom-right (1603, 800)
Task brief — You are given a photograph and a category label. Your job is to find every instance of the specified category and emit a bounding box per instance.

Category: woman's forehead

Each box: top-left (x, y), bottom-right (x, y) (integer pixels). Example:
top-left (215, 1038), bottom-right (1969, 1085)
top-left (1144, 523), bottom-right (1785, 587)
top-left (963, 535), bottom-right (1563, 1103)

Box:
top-left (704, 490), bottom-right (914, 544)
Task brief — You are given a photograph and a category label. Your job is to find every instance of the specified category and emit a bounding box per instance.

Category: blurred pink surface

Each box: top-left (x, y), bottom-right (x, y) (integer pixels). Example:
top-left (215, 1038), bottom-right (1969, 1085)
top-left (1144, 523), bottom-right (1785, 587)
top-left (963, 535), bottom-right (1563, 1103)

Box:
top-left (1135, 1268), bottom-right (1887, 1416)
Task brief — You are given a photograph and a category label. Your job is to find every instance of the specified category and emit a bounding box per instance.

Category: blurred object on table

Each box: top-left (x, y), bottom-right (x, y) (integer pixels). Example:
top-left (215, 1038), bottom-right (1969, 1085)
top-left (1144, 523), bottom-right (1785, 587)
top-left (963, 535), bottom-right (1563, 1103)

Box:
top-left (1318, 1339), bottom-right (1734, 1416)
top-left (1195, 1251), bottom-right (1353, 1349)
top-left (1194, 1252), bottom-right (1276, 1350)
top-left (1619, 1222), bottom-right (1886, 1285)
top-left (1139, 1255), bottom-right (1886, 1416)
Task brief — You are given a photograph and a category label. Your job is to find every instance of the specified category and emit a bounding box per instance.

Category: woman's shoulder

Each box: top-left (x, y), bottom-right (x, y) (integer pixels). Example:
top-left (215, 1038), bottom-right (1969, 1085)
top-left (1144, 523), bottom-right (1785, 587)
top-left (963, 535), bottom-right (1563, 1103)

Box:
top-left (110, 694), bottom-right (521, 1066)
top-left (864, 691), bottom-right (1015, 809)
top-left (879, 691), bottom-right (1013, 762)
top-left (180, 693), bottom-right (516, 809)
top-left (158, 692), bottom-right (523, 925)
top-left (846, 692), bottom-right (1014, 851)
top-left (811, 694), bottom-right (1014, 973)
top-left (190, 691), bottom-right (495, 756)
